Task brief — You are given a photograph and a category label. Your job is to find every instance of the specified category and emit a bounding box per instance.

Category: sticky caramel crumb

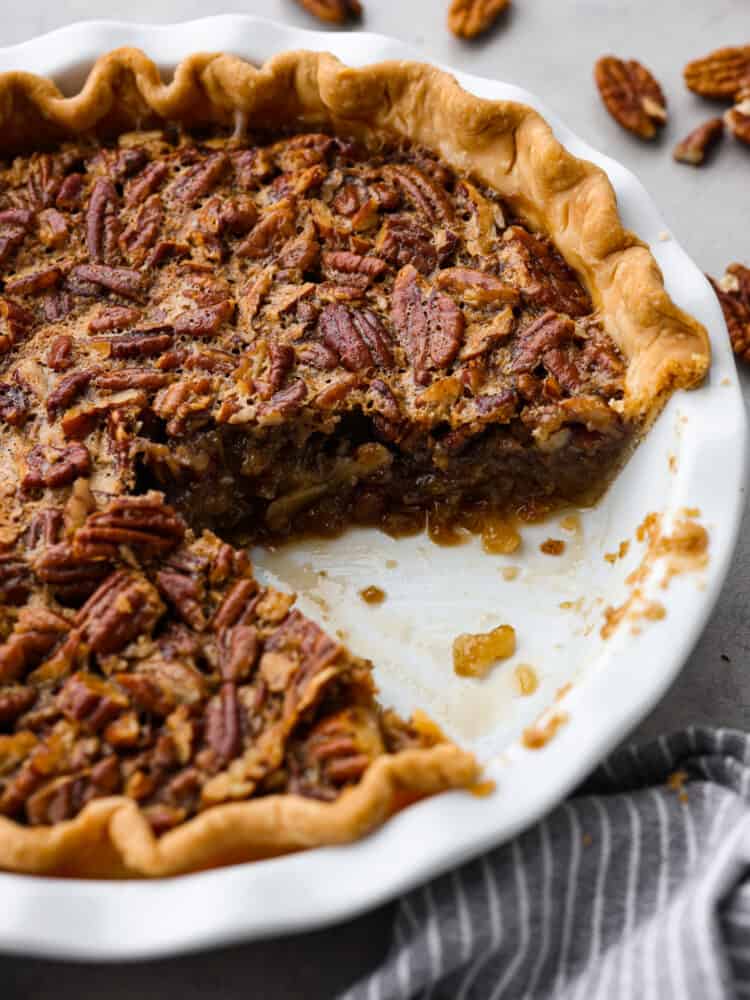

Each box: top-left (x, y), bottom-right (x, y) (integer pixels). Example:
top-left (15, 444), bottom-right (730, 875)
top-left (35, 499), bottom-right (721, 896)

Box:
top-left (385, 559), bottom-right (398, 569)
top-left (359, 585), bottom-right (386, 605)
top-left (515, 663), bottom-right (538, 696)
top-left (522, 710), bottom-right (569, 749)
top-left (582, 833), bottom-right (593, 847)
top-left (411, 709), bottom-right (447, 745)
top-left (604, 539), bottom-right (630, 564)
top-left (453, 624), bottom-right (516, 678)
top-left (470, 779), bottom-right (497, 797)
top-left (482, 516), bottom-right (521, 555)
top-left (540, 538), bottom-right (565, 556)
top-left (667, 769), bottom-right (689, 803)
top-left (668, 453), bottom-right (678, 473)
top-left (501, 566), bottom-right (519, 581)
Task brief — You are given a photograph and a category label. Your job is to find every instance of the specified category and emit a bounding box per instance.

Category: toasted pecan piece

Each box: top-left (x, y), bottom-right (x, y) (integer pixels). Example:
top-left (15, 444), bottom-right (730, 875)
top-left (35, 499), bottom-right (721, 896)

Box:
top-left (673, 118), bottom-right (724, 166)
top-left (709, 263), bottom-right (750, 363)
top-left (684, 46), bottom-right (750, 99)
top-left (296, 0), bottom-right (362, 23)
top-left (594, 56), bottom-right (667, 139)
top-left (448, 0), bottom-right (509, 39)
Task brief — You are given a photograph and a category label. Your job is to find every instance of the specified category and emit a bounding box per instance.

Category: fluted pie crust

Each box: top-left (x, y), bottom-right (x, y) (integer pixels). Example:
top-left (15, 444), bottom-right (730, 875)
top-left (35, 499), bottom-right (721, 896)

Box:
top-left (0, 49), bottom-right (708, 878)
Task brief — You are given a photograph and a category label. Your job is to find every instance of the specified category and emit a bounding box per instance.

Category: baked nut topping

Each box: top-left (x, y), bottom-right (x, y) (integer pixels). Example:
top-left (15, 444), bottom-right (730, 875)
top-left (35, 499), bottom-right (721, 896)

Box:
top-left (297, 0), bottom-right (362, 24)
top-left (709, 263), bottom-right (750, 362)
top-left (595, 56), bottom-right (667, 139)
top-left (725, 84), bottom-right (750, 146)
top-left (684, 46), bottom-right (750, 99)
top-left (673, 118), bottom-right (724, 166)
top-left (447, 0), bottom-right (510, 39)
top-left (0, 48), bottom-right (709, 877)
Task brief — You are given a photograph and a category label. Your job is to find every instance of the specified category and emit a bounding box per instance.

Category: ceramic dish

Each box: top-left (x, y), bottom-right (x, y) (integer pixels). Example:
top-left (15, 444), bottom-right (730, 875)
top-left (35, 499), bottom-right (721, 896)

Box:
top-left (0, 14), bottom-right (744, 960)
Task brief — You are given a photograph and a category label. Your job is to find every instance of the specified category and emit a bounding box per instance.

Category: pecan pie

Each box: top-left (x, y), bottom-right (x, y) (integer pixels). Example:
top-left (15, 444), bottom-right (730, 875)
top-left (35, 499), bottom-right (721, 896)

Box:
top-left (0, 49), bottom-right (709, 877)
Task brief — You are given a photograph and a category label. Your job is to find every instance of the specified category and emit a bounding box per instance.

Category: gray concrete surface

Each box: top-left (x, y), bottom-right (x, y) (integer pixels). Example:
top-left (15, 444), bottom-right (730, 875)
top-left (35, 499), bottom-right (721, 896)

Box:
top-left (1, 1), bottom-right (748, 995)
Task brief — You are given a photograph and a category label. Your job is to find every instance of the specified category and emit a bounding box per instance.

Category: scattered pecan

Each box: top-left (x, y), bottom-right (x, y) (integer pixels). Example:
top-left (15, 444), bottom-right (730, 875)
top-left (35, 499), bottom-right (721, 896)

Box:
top-left (263, 343), bottom-right (295, 397)
top-left (5, 266), bottom-right (62, 298)
top-left (211, 578), bottom-right (260, 632)
top-left (500, 226), bottom-right (592, 317)
top-left (47, 334), bottom-right (74, 371)
top-left (73, 492), bottom-right (185, 560)
top-left (125, 161), bottom-right (170, 207)
top-left (156, 569), bottom-right (206, 631)
top-left (55, 173), bottom-right (84, 210)
top-left (0, 606), bottom-right (70, 684)
top-left (237, 200), bottom-right (296, 259)
top-left (26, 154), bottom-right (63, 210)
top-left (46, 370), bottom-right (93, 418)
top-left (0, 210), bottom-right (31, 268)
top-left (375, 216), bottom-right (437, 275)
top-left (171, 153), bottom-right (228, 204)
top-left (726, 86), bottom-right (750, 146)
top-left (0, 686), bottom-right (37, 725)
top-left (219, 624), bottom-right (259, 682)
top-left (278, 218), bottom-right (320, 272)
top-left (296, 341), bottom-right (339, 370)
top-left (86, 178), bottom-right (121, 263)
top-left (26, 508), bottom-right (63, 549)
top-left (75, 570), bottom-right (164, 655)
top-left (594, 56), bottom-right (667, 139)
top-left (448, 0), bottom-right (509, 38)
top-left (204, 684), bottom-right (242, 768)
top-left (0, 381), bottom-right (29, 426)
top-left (42, 290), bottom-right (74, 323)
top-left (684, 46), bottom-right (750, 99)
top-left (383, 165), bottom-right (454, 225)
top-left (0, 553), bottom-right (30, 605)
top-left (510, 311), bottom-right (575, 373)
top-left (88, 306), bottom-right (142, 334)
top-left (22, 443), bottom-right (91, 490)
top-left (296, 0), bottom-right (361, 22)
top-left (436, 267), bottom-right (519, 305)
top-left (95, 368), bottom-right (171, 392)
top-left (32, 542), bottom-right (111, 601)
top-left (256, 380), bottom-right (307, 419)
top-left (57, 672), bottom-right (128, 733)
top-left (321, 250), bottom-right (388, 284)
top-left (319, 303), bottom-right (393, 372)
top-left (0, 298), bottom-right (34, 355)
top-left (392, 265), bottom-right (464, 384)
top-left (119, 194), bottom-right (163, 266)
top-left (69, 264), bottom-right (144, 301)
top-left (38, 208), bottom-right (69, 249)
top-left (709, 263), bottom-right (750, 362)
top-left (673, 118), bottom-right (725, 165)
top-left (173, 300), bottom-right (234, 338)
top-left (104, 327), bottom-right (174, 359)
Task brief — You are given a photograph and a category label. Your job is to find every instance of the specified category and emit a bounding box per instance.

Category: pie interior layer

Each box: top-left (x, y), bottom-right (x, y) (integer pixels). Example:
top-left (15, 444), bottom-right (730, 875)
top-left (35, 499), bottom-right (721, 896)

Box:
top-left (0, 49), bottom-right (709, 877)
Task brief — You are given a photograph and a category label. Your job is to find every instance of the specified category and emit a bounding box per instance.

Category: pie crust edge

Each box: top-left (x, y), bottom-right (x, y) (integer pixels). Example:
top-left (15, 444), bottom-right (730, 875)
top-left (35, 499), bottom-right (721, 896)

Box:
top-left (0, 47), bottom-right (709, 877)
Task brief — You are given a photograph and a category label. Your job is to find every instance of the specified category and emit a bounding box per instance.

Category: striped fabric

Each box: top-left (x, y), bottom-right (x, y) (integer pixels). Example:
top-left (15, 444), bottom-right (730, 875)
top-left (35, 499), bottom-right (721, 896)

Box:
top-left (343, 727), bottom-right (750, 999)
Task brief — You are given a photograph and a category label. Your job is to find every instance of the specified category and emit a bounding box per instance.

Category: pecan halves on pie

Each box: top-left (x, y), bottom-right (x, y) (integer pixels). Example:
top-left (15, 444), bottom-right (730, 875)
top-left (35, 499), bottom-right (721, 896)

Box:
top-left (69, 264), bottom-right (144, 301)
top-left (447, 0), bottom-right (510, 39)
top-left (0, 380), bottom-right (29, 426)
top-left (74, 569), bottom-right (165, 655)
top-left (86, 177), bottom-right (121, 263)
top-left (0, 606), bottom-right (70, 684)
top-left (319, 303), bottom-right (393, 372)
top-left (392, 264), bottom-right (464, 384)
top-left (22, 443), bottom-right (91, 490)
top-left (73, 492), bottom-right (186, 560)
top-left (684, 46), bottom-right (750, 99)
top-left (673, 118), bottom-right (724, 166)
top-left (594, 56), bottom-right (667, 139)
top-left (709, 263), bottom-right (750, 363)
top-left (296, 0), bottom-right (362, 24)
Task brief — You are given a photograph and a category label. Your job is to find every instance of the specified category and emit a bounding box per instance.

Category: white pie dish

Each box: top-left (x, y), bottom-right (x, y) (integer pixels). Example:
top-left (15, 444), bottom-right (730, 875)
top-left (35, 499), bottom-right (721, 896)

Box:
top-left (0, 13), bottom-right (745, 960)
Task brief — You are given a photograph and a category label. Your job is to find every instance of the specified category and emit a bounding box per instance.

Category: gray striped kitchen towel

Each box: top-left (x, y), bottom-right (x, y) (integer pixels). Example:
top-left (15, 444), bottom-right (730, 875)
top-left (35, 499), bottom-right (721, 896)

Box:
top-left (343, 726), bottom-right (750, 999)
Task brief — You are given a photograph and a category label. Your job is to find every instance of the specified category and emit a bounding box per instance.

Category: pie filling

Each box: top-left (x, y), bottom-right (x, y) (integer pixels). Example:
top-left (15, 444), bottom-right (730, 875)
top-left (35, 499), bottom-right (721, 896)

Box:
top-left (0, 125), bottom-right (634, 835)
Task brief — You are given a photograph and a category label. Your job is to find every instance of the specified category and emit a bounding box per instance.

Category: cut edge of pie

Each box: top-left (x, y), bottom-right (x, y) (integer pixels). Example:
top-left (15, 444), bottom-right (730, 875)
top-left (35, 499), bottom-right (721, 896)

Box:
top-left (0, 48), bottom-right (709, 878)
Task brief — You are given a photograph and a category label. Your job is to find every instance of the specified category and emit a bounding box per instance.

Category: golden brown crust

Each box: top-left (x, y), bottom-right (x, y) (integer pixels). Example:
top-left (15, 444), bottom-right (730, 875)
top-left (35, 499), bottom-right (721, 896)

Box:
top-left (0, 47), bottom-right (710, 416)
top-left (0, 744), bottom-right (478, 877)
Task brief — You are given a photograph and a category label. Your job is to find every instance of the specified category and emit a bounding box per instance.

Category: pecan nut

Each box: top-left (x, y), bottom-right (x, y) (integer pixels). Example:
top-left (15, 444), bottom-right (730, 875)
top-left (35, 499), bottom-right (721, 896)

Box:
top-left (22, 443), bottom-right (91, 490)
top-left (171, 153), bottom-right (228, 204)
top-left (319, 303), bottom-right (393, 372)
top-left (0, 381), bottom-right (29, 426)
top-left (73, 492), bottom-right (186, 559)
top-left (448, 0), bottom-right (509, 39)
top-left (69, 264), bottom-right (144, 301)
top-left (684, 45), bottom-right (750, 99)
top-left (726, 87), bottom-right (750, 147)
top-left (392, 265), bottom-right (464, 384)
top-left (47, 334), bottom-right (74, 371)
top-left (46, 370), bottom-right (94, 418)
top-left (709, 263), bottom-right (750, 363)
top-left (594, 56), bottom-right (667, 139)
top-left (296, 0), bottom-right (362, 23)
top-left (673, 118), bottom-right (724, 166)
top-left (75, 570), bottom-right (165, 655)
top-left (86, 177), bottom-right (121, 263)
